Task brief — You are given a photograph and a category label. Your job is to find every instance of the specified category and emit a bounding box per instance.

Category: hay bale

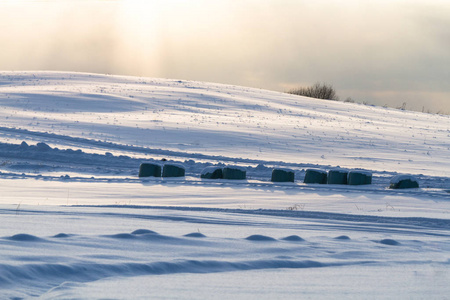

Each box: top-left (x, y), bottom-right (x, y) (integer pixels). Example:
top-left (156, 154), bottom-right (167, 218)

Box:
top-left (389, 175), bottom-right (419, 189)
top-left (271, 168), bottom-right (295, 183)
top-left (222, 166), bottom-right (246, 180)
top-left (201, 166), bottom-right (223, 179)
top-left (348, 171), bottom-right (372, 185)
top-left (138, 163), bottom-right (161, 178)
top-left (328, 169), bottom-right (348, 184)
top-left (304, 169), bottom-right (327, 184)
top-left (162, 163), bottom-right (185, 177)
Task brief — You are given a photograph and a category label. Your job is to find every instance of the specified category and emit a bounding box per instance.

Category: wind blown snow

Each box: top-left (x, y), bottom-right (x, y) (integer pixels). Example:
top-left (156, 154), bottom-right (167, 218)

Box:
top-left (0, 71), bottom-right (449, 299)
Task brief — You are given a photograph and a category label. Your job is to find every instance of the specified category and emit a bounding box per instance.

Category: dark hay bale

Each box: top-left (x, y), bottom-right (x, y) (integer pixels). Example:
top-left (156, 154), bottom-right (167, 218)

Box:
top-left (271, 168), bottom-right (295, 183)
top-left (347, 171), bottom-right (372, 185)
top-left (162, 164), bottom-right (185, 177)
top-left (328, 169), bottom-right (348, 184)
top-left (138, 163), bottom-right (162, 178)
top-left (304, 169), bottom-right (327, 184)
top-left (389, 175), bottom-right (419, 189)
top-left (201, 166), bottom-right (223, 179)
top-left (222, 166), bottom-right (246, 180)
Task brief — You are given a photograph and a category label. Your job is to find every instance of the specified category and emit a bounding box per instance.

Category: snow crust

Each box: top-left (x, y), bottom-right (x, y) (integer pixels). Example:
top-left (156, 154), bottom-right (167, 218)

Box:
top-left (0, 71), bottom-right (449, 299)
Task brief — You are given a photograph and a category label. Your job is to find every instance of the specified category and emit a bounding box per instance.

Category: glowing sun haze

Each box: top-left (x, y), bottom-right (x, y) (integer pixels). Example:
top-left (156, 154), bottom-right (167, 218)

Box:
top-left (1, 0), bottom-right (449, 113)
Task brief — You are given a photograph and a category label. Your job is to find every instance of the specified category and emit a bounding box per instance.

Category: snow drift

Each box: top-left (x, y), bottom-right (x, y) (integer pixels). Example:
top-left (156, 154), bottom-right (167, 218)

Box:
top-left (0, 71), bottom-right (449, 299)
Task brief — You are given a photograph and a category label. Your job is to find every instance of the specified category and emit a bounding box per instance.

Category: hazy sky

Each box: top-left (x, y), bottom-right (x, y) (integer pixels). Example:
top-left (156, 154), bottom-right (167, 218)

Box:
top-left (1, 0), bottom-right (449, 113)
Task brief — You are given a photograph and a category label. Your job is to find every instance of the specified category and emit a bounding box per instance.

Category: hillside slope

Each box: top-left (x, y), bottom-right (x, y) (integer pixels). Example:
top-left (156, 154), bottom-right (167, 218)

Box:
top-left (0, 72), bottom-right (449, 299)
top-left (0, 71), bottom-right (448, 176)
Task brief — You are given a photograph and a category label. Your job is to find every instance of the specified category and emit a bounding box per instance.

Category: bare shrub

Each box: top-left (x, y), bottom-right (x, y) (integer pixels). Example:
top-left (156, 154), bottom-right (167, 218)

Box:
top-left (288, 82), bottom-right (339, 101)
top-left (344, 97), bottom-right (355, 103)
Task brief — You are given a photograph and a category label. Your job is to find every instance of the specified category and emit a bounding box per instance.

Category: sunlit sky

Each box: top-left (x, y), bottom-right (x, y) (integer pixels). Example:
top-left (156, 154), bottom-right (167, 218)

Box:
top-left (1, 0), bottom-right (449, 113)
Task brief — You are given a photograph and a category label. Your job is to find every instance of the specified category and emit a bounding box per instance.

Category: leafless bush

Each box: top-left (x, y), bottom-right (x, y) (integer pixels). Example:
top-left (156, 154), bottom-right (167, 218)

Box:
top-left (344, 97), bottom-right (355, 103)
top-left (288, 82), bottom-right (339, 101)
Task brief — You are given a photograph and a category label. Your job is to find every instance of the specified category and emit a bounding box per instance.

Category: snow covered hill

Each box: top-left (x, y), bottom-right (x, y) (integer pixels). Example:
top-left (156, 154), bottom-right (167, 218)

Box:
top-left (1, 71), bottom-right (448, 176)
top-left (0, 71), bottom-right (448, 299)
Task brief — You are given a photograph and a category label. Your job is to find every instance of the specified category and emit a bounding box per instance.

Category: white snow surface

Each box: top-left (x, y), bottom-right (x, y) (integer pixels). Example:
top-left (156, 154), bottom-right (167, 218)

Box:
top-left (0, 71), bottom-right (449, 299)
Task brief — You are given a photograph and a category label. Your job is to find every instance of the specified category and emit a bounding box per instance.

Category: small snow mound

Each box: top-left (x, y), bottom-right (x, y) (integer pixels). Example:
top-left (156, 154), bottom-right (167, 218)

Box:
top-left (379, 239), bottom-right (400, 246)
top-left (184, 232), bottom-right (206, 238)
top-left (53, 233), bottom-right (72, 238)
top-left (132, 229), bottom-right (158, 235)
top-left (19, 141), bottom-right (29, 148)
top-left (246, 235), bottom-right (277, 242)
top-left (36, 142), bottom-right (51, 151)
top-left (107, 233), bottom-right (136, 239)
top-left (281, 235), bottom-right (305, 242)
top-left (7, 234), bottom-right (43, 242)
top-left (255, 164), bottom-right (267, 170)
top-left (335, 235), bottom-right (351, 240)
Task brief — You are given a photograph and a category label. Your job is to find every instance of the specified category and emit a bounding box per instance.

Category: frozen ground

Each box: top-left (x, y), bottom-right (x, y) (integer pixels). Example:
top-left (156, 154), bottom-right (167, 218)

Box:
top-left (0, 71), bottom-right (449, 299)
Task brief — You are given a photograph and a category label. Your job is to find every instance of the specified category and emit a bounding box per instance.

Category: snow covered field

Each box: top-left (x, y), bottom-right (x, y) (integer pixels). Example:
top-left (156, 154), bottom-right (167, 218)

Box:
top-left (0, 71), bottom-right (449, 299)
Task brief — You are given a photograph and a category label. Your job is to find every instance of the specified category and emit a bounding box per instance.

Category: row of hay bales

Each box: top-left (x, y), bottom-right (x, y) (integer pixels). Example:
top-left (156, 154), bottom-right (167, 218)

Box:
top-left (302, 169), bottom-right (420, 188)
top-left (201, 166), bottom-right (247, 180)
top-left (139, 163), bottom-right (185, 178)
top-left (139, 163), bottom-right (419, 189)
top-left (303, 168), bottom-right (372, 185)
top-left (139, 163), bottom-right (248, 180)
